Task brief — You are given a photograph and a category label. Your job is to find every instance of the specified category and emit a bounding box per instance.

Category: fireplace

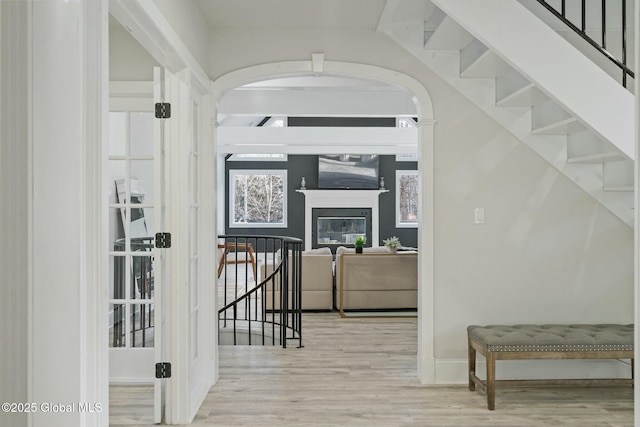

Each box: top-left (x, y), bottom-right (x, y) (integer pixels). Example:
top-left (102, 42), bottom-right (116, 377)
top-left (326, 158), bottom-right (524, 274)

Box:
top-left (297, 189), bottom-right (387, 251)
top-left (312, 208), bottom-right (372, 253)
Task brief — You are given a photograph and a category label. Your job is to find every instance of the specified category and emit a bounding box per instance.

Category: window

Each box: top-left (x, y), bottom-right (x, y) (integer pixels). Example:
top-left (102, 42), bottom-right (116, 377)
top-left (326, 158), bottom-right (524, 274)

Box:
top-left (396, 170), bottom-right (419, 228)
top-left (230, 169), bottom-right (287, 227)
top-left (396, 153), bottom-right (418, 162)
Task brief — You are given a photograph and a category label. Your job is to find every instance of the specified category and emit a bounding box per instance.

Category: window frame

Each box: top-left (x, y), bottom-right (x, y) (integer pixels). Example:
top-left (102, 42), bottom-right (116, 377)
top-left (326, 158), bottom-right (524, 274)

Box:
top-left (227, 153), bottom-right (288, 162)
top-left (396, 170), bottom-right (419, 228)
top-left (395, 153), bottom-right (419, 162)
top-left (229, 169), bottom-right (288, 228)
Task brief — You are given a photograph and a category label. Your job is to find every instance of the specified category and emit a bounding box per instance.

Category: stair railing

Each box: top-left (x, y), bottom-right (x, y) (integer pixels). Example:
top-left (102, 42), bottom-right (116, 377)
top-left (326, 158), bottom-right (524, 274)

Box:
top-left (536, 0), bottom-right (635, 88)
top-left (217, 235), bottom-right (303, 348)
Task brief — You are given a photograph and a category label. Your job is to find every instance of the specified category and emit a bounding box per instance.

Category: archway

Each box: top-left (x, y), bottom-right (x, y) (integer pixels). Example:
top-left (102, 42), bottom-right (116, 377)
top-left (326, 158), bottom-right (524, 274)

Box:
top-left (211, 57), bottom-right (436, 383)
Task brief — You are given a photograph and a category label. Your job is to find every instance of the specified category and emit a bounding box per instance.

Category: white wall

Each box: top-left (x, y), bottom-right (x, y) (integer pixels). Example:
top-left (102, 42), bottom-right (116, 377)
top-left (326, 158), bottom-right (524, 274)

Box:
top-left (433, 84), bottom-right (634, 358)
top-left (109, 16), bottom-right (158, 81)
top-left (0, 2), bottom-right (29, 426)
top-left (153, 0), bottom-right (211, 72)
top-left (206, 27), bottom-right (634, 370)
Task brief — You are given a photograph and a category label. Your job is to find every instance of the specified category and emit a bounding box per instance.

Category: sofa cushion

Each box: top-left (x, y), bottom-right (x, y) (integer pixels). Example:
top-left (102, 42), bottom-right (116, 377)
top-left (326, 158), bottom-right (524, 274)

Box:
top-left (339, 253), bottom-right (418, 291)
top-left (262, 246), bottom-right (333, 310)
top-left (277, 246), bottom-right (332, 259)
top-left (302, 247), bottom-right (332, 256)
top-left (336, 246), bottom-right (390, 255)
top-left (337, 252), bottom-right (418, 310)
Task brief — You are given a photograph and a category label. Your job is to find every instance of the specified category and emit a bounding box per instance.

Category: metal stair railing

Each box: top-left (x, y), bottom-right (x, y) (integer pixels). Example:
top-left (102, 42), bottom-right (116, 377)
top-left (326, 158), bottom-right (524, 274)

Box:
top-left (217, 235), bottom-right (303, 348)
top-left (535, 0), bottom-right (635, 87)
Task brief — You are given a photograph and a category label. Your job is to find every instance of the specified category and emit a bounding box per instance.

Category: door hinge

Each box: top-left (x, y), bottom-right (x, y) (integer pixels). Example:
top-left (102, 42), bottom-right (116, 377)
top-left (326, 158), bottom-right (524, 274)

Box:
top-left (155, 232), bottom-right (172, 248)
top-left (155, 362), bottom-right (172, 379)
top-left (155, 102), bottom-right (171, 119)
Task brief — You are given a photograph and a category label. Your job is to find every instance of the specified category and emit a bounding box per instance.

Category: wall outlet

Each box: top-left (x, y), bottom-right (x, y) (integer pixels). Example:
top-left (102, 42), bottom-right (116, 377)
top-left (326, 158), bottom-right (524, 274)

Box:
top-left (474, 208), bottom-right (485, 224)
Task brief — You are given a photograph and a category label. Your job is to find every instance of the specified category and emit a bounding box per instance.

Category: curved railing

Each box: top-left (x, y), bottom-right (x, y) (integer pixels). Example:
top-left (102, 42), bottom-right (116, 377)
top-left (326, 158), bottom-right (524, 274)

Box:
top-left (536, 0), bottom-right (635, 88)
top-left (217, 235), bottom-right (303, 348)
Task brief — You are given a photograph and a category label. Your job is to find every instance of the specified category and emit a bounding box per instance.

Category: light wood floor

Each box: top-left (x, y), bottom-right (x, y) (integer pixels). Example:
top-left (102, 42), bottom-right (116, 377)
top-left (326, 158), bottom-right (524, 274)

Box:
top-left (110, 312), bottom-right (633, 426)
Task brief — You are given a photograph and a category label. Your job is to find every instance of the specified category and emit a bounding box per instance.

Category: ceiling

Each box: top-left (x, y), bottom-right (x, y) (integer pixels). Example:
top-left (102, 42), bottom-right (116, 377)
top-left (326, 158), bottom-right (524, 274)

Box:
top-left (110, 0), bottom-right (413, 125)
top-left (195, 0), bottom-right (388, 31)
top-left (193, 0), bottom-right (414, 124)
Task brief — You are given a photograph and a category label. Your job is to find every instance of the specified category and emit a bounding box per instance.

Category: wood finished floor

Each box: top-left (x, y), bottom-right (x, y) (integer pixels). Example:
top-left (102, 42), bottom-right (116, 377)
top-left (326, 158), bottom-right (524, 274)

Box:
top-left (110, 312), bottom-right (633, 426)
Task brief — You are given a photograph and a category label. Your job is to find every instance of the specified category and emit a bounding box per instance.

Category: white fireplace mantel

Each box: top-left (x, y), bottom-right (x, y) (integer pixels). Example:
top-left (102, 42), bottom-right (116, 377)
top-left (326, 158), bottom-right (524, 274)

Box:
top-left (296, 189), bottom-right (388, 251)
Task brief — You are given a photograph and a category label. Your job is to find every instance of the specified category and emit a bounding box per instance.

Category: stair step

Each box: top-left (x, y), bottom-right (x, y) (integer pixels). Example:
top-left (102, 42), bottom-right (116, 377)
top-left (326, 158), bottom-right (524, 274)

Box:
top-left (532, 99), bottom-right (585, 135)
top-left (497, 82), bottom-right (548, 107)
top-left (567, 130), bottom-right (627, 163)
top-left (461, 44), bottom-right (511, 78)
top-left (603, 160), bottom-right (634, 191)
top-left (532, 117), bottom-right (584, 135)
top-left (423, 7), bottom-right (447, 46)
top-left (424, 15), bottom-right (474, 50)
top-left (567, 151), bottom-right (626, 163)
top-left (604, 186), bottom-right (634, 192)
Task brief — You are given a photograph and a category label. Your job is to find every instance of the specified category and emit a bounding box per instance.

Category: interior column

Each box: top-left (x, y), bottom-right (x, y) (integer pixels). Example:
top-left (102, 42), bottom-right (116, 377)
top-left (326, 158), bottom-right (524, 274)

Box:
top-left (417, 119), bottom-right (436, 384)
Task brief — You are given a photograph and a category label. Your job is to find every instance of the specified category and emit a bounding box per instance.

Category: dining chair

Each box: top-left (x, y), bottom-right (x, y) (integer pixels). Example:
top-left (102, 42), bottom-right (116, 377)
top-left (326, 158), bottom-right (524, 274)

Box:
top-left (217, 242), bottom-right (257, 282)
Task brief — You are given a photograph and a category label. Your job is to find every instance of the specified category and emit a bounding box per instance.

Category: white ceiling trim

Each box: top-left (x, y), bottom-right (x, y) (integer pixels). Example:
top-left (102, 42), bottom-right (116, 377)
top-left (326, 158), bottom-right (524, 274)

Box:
top-left (217, 127), bottom-right (418, 155)
top-left (218, 88), bottom-right (418, 117)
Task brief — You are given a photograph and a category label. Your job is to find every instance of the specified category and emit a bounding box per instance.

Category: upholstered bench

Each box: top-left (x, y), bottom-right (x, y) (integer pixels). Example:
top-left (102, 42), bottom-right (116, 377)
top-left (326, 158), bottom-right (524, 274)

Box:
top-left (467, 324), bottom-right (634, 410)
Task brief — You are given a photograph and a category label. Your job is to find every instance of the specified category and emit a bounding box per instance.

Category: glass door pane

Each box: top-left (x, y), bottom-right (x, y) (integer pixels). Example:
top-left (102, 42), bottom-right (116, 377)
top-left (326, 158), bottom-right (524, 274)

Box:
top-left (108, 108), bottom-right (155, 366)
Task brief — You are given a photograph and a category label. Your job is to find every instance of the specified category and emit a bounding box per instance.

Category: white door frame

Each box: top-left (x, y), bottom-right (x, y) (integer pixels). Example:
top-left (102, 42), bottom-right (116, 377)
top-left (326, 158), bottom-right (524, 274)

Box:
top-left (109, 2), bottom-right (215, 425)
top-left (633, 1), bottom-right (639, 425)
top-left (161, 67), bottom-right (216, 424)
top-left (212, 59), bottom-right (437, 384)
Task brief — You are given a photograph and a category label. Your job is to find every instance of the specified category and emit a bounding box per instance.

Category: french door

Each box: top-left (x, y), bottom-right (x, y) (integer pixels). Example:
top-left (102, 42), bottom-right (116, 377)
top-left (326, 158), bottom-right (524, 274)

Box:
top-left (108, 83), bottom-right (158, 384)
top-left (108, 67), bottom-right (213, 424)
top-left (156, 67), bottom-right (215, 424)
top-left (107, 71), bottom-right (171, 422)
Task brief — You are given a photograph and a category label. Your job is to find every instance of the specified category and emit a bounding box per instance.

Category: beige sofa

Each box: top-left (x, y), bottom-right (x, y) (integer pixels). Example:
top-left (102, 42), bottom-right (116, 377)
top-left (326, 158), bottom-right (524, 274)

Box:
top-left (335, 246), bottom-right (418, 311)
top-left (260, 247), bottom-right (334, 310)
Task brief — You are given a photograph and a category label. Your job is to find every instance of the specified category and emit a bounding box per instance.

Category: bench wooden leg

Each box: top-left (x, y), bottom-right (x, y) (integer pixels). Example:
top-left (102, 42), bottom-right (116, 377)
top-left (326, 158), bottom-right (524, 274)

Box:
top-left (486, 352), bottom-right (496, 410)
top-left (468, 338), bottom-right (476, 391)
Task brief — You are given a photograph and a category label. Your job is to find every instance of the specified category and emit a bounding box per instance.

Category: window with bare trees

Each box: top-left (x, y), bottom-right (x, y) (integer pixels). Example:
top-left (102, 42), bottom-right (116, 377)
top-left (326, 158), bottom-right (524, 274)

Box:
top-left (229, 169), bottom-right (287, 227)
top-left (396, 170), bottom-right (418, 228)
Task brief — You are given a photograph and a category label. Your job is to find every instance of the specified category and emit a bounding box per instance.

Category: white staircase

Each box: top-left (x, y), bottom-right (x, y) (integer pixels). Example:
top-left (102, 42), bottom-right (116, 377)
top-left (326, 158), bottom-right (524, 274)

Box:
top-left (379, 0), bottom-right (635, 226)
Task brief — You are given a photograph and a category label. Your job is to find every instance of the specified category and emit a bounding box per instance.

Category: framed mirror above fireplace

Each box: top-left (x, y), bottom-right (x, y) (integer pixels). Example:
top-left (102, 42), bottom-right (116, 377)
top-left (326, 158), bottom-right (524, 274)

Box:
top-left (312, 208), bottom-right (372, 254)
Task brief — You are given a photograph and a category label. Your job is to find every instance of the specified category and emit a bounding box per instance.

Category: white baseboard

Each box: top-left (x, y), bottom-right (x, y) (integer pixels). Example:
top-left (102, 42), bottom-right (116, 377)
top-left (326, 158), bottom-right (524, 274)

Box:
top-left (435, 359), bottom-right (468, 384)
top-left (434, 358), bottom-right (632, 385)
top-left (417, 355), bottom-right (435, 384)
top-left (108, 378), bottom-right (154, 384)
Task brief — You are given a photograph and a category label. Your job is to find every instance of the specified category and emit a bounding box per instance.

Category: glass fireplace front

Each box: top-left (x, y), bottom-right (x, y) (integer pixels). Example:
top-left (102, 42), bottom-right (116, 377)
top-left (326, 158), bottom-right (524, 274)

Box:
top-left (312, 208), bottom-right (372, 254)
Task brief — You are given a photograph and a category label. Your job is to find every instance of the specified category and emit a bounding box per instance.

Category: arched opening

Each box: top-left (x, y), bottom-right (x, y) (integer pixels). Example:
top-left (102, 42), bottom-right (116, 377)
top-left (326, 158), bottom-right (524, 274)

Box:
top-left (211, 59), bottom-right (436, 383)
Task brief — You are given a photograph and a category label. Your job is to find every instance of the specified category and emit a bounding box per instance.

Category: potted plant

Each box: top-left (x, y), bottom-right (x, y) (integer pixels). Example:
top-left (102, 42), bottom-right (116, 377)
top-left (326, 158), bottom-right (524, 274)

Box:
top-left (354, 236), bottom-right (366, 253)
top-left (383, 236), bottom-right (402, 254)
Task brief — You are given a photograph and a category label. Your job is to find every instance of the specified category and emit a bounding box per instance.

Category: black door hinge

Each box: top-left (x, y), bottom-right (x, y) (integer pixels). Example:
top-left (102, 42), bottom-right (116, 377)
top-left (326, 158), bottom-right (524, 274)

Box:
top-left (155, 102), bottom-right (171, 119)
top-left (155, 232), bottom-right (172, 248)
top-left (155, 362), bottom-right (172, 379)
